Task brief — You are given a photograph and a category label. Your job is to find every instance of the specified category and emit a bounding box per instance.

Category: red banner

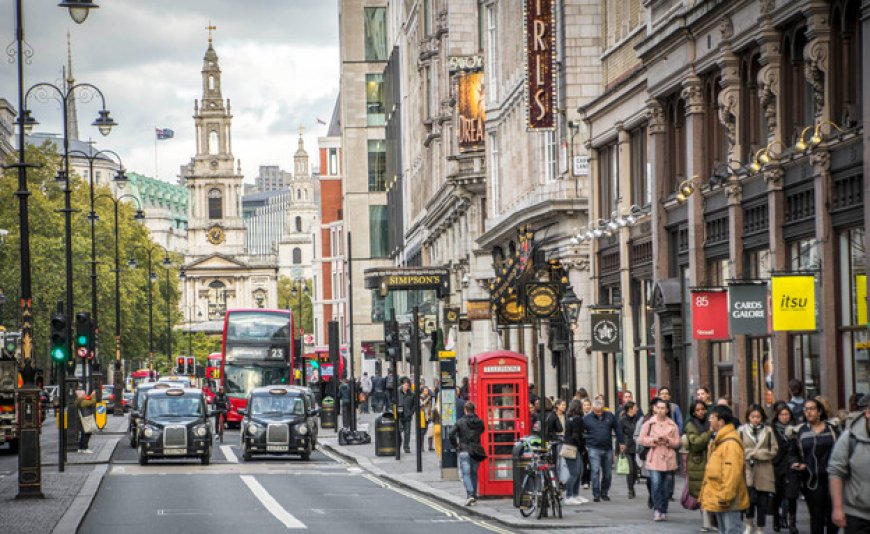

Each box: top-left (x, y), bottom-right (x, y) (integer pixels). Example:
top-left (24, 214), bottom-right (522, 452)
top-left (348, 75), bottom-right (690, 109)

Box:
top-left (691, 290), bottom-right (729, 340)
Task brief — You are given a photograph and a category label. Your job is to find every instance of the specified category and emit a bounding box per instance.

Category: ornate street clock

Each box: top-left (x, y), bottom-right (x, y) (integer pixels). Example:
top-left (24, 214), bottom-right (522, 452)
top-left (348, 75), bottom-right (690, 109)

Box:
top-left (207, 225), bottom-right (225, 245)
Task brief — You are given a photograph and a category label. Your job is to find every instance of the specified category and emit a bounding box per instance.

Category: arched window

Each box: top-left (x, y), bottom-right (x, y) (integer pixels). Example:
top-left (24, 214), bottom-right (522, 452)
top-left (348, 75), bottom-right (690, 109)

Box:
top-left (208, 75), bottom-right (215, 91)
top-left (208, 188), bottom-right (222, 219)
top-left (207, 280), bottom-right (227, 320)
top-left (297, 188), bottom-right (301, 200)
top-left (295, 216), bottom-right (302, 232)
top-left (293, 248), bottom-right (302, 264)
top-left (209, 131), bottom-right (219, 155)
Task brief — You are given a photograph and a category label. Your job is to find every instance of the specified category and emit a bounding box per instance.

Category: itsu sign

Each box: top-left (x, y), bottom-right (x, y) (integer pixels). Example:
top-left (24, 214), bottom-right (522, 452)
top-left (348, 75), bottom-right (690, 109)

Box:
top-left (691, 290), bottom-right (729, 340)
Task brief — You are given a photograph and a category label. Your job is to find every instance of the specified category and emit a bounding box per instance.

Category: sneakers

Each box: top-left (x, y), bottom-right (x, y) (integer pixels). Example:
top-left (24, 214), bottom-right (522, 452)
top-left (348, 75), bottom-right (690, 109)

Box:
top-left (661, 513), bottom-right (668, 521)
top-left (593, 496), bottom-right (600, 502)
top-left (79, 449), bottom-right (94, 454)
top-left (564, 497), bottom-right (582, 505)
top-left (574, 495), bottom-right (589, 504)
top-left (628, 488), bottom-right (636, 499)
top-left (654, 511), bottom-right (663, 522)
top-left (465, 497), bottom-right (477, 506)
top-left (582, 483), bottom-right (590, 489)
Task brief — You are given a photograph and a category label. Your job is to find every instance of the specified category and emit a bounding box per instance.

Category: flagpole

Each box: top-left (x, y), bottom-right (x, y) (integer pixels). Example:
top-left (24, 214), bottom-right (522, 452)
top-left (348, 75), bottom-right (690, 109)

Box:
top-left (154, 126), bottom-right (159, 179)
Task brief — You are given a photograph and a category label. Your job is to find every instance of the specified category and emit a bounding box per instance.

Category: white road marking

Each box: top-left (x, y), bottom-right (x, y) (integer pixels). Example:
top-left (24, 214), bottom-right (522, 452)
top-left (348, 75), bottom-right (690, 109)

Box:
top-left (221, 445), bottom-right (238, 463)
top-left (240, 475), bottom-right (307, 529)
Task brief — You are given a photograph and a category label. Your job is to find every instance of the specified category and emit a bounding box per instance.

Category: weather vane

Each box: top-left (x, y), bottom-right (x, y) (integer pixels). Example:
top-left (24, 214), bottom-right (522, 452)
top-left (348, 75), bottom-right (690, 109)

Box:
top-left (206, 21), bottom-right (217, 43)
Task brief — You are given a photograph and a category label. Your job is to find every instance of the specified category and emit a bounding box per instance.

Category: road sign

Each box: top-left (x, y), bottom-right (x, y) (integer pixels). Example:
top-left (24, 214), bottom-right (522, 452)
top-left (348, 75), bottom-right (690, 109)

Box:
top-left (303, 334), bottom-right (314, 345)
top-left (95, 402), bottom-right (107, 429)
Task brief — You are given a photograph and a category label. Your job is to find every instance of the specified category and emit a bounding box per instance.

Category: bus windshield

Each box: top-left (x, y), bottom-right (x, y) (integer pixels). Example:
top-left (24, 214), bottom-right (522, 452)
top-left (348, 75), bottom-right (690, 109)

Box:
top-left (224, 364), bottom-right (288, 396)
top-left (226, 312), bottom-right (291, 343)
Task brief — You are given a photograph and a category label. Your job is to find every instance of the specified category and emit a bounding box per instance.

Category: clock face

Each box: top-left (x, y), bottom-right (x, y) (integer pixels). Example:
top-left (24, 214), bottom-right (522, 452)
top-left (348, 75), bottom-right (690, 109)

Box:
top-left (207, 225), bottom-right (225, 245)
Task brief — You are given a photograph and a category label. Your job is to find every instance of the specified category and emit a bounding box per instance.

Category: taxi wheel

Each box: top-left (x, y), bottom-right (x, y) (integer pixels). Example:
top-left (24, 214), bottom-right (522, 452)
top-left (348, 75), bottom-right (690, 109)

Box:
top-left (129, 432), bottom-right (137, 448)
top-left (138, 445), bottom-right (148, 465)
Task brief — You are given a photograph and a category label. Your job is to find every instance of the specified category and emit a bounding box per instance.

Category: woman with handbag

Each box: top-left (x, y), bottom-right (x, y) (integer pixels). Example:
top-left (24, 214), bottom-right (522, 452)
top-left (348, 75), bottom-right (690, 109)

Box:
top-left (684, 400), bottom-right (713, 531)
top-left (74, 388), bottom-right (97, 454)
top-left (619, 401), bottom-right (641, 498)
top-left (738, 404), bottom-right (779, 534)
top-left (638, 398), bottom-right (681, 522)
top-left (563, 400), bottom-right (588, 505)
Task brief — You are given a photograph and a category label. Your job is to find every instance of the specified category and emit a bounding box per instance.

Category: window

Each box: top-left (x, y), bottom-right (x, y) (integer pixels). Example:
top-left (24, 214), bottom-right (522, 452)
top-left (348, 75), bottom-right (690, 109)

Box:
top-left (665, 95), bottom-right (686, 195)
top-left (295, 216), bottom-right (302, 232)
top-left (707, 258), bottom-right (731, 286)
top-left (703, 72), bottom-right (728, 178)
top-left (364, 7), bottom-right (387, 61)
top-left (746, 249), bottom-right (771, 279)
top-left (208, 75), bottom-right (215, 91)
top-left (489, 132), bottom-right (500, 216)
top-left (425, 67), bottom-right (433, 119)
top-left (486, 4), bottom-right (497, 102)
top-left (630, 126), bottom-right (649, 206)
top-left (208, 188), bottom-right (222, 220)
top-left (366, 73), bottom-right (385, 126)
top-left (598, 142), bottom-right (619, 216)
top-left (328, 148), bottom-right (339, 175)
top-left (839, 227), bottom-right (869, 397)
top-left (740, 51), bottom-right (766, 162)
top-left (788, 237), bottom-right (820, 398)
top-left (830, 0), bottom-right (863, 126)
top-left (543, 131), bottom-right (557, 181)
top-left (292, 247), bottom-right (302, 264)
top-left (781, 27), bottom-right (814, 143)
top-left (367, 140), bottom-right (386, 191)
top-left (209, 131), bottom-right (219, 155)
top-left (207, 280), bottom-right (227, 320)
top-left (369, 205), bottom-right (389, 258)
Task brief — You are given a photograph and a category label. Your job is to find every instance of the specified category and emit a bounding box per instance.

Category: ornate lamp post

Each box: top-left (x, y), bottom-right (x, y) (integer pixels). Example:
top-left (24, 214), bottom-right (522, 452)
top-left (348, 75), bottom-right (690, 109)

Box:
top-left (4, 0), bottom-right (101, 497)
top-left (95, 192), bottom-right (144, 414)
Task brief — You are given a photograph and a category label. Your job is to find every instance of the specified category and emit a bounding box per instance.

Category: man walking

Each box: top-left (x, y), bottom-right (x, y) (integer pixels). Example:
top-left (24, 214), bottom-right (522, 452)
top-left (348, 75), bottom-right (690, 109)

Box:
top-left (397, 378), bottom-right (416, 453)
top-left (699, 405), bottom-right (749, 534)
top-left (449, 401), bottom-right (485, 506)
top-left (829, 395), bottom-right (870, 533)
top-left (371, 371), bottom-right (385, 412)
top-left (360, 372), bottom-right (372, 414)
top-left (583, 398), bottom-right (625, 502)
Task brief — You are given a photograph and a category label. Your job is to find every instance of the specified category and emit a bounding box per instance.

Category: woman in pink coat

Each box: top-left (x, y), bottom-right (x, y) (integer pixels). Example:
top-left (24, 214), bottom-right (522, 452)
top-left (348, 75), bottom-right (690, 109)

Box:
top-left (638, 398), bottom-right (681, 522)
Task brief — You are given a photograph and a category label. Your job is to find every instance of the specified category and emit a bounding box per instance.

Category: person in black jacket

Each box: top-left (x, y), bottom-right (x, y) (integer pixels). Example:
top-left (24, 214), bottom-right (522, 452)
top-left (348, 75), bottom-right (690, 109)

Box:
top-left (449, 401), bottom-right (485, 506)
top-left (619, 401), bottom-right (641, 498)
top-left (564, 400), bottom-right (588, 504)
top-left (770, 401), bottom-right (800, 533)
top-left (396, 378), bottom-right (416, 453)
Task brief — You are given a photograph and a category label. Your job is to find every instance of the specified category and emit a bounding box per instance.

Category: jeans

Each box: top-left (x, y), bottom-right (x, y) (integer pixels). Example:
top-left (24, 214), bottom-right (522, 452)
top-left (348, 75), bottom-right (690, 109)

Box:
top-left (747, 488), bottom-right (772, 528)
top-left (565, 452), bottom-right (585, 498)
top-left (587, 447), bottom-right (613, 498)
top-left (715, 510), bottom-right (744, 534)
top-left (340, 402), bottom-right (350, 428)
top-left (458, 451), bottom-right (480, 498)
top-left (400, 417), bottom-right (413, 450)
top-left (648, 470), bottom-right (673, 514)
top-left (79, 431), bottom-right (91, 450)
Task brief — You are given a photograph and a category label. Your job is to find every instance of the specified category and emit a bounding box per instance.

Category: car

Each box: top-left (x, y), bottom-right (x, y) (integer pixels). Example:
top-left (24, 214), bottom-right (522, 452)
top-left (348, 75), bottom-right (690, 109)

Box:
top-left (238, 386), bottom-right (318, 461)
top-left (137, 387), bottom-right (212, 465)
top-left (122, 390), bottom-right (134, 413)
top-left (128, 382), bottom-right (178, 447)
top-left (101, 385), bottom-right (116, 414)
top-left (285, 385), bottom-right (319, 449)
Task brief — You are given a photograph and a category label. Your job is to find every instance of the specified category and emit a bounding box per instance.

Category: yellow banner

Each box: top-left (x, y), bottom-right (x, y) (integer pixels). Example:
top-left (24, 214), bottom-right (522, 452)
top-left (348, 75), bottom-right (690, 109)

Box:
top-left (772, 275), bottom-right (816, 331)
top-left (857, 274), bottom-right (867, 325)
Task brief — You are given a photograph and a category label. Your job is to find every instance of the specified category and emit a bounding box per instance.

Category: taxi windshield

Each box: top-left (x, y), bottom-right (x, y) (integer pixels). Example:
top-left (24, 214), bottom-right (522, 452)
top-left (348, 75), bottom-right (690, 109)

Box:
top-left (146, 397), bottom-right (203, 418)
top-left (249, 395), bottom-right (304, 417)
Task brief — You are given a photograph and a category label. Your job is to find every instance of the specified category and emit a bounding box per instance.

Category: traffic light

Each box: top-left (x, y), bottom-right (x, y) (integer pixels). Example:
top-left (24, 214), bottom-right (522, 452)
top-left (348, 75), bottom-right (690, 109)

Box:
top-left (384, 319), bottom-right (400, 361)
top-left (2, 332), bottom-right (18, 359)
top-left (74, 312), bottom-right (93, 359)
top-left (50, 313), bottom-right (69, 362)
top-left (186, 356), bottom-right (195, 375)
top-left (176, 356), bottom-right (185, 374)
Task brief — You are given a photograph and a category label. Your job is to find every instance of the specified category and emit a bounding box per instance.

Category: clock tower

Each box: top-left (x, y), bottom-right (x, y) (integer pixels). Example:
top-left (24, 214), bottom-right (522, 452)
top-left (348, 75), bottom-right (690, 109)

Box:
top-left (180, 33), bottom-right (246, 257)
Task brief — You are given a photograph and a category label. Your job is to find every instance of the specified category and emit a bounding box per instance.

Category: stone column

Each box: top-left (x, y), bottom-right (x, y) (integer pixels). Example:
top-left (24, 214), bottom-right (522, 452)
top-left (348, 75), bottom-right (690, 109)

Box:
top-left (616, 125), bottom-right (636, 398)
top-left (647, 98), bottom-right (669, 387)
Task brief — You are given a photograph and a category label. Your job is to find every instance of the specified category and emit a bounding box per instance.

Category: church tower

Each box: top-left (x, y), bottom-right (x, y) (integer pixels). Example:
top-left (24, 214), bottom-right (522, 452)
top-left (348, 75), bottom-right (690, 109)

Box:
top-left (181, 32), bottom-right (246, 257)
top-left (279, 129), bottom-right (318, 281)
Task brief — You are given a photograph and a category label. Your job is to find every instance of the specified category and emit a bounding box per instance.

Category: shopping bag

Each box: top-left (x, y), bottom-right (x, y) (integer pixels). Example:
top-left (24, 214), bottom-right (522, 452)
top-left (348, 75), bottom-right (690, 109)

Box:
top-left (681, 476), bottom-right (701, 510)
top-left (616, 453), bottom-right (630, 476)
top-left (558, 456), bottom-right (570, 484)
top-left (79, 412), bottom-right (98, 434)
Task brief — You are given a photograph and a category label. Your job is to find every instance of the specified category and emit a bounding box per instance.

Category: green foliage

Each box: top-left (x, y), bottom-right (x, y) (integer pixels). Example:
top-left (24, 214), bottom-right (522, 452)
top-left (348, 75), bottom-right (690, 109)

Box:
top-left (0, 142), bottom-right (180, 373)
top-left (277, 276), bottom-right (313, 334)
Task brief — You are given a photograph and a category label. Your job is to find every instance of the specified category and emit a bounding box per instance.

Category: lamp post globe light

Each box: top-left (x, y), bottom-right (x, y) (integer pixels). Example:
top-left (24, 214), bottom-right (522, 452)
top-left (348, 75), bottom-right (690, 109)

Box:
top-left (95, 192), bottom-right (144, 414)
top-left (4, 0), bottom-right (100, 498)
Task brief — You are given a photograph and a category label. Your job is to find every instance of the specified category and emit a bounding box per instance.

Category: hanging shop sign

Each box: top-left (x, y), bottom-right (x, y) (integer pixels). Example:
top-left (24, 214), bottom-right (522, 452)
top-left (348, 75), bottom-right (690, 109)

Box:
top-left (457, 70), bottom-right (485, 152)
top-left (590, 312), bottom-right (621, 352)
top-left (497, 295), bottom-right (525, 325)
top-left (728, 283), bottom-right (769, 336)
top-left (771, 275), bottom-right (816, 331)
top-left (856, 274), bottom-right (867, 326)
top-left (690, 289), bottom-right (729, 340)
top-left (525, 283), bottom-right (560, 319)
top-left (444, 307), bottom-right (460, 325)
top-left (465, 300), bottom-right (492, 321)
top-left (524, 0), bottom-right (556, 130)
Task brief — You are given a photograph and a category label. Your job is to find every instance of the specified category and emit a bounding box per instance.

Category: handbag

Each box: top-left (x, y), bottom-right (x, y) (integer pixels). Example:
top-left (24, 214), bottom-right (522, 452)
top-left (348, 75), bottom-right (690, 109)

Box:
top-left (637, 423), bottom-right (654, 462)
top-left (616, 453), bottom-right (630, 475)
top-left (559, 443), bottom-right (578, 460)
top-left (558, 457), bottom-right (571, 484)
top-left (79, 411), bottom-right (98, 434)
top-left (680, 475), bottom-right (701, 510)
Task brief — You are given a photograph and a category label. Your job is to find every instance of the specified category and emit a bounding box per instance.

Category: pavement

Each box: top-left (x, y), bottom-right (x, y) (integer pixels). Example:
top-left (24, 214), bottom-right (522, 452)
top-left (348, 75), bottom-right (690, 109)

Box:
top-left (0, 411), bottom-right (126, 534)
top-left (320, 410), bottom-right (812, 532)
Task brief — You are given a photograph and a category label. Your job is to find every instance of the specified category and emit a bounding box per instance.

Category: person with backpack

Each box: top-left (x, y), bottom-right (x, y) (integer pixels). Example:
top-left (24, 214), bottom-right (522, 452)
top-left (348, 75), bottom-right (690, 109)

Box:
top-left (791, 397), bottom-right (839, 534)
top-left (371, 371), bottom-right (386, 413)
top-left (787, 379), bottom-right (807, 424)
top-left (738, 404), bottom-right (779, 534)
top-left (699, 405), bottom-right (750, 534)
top-left (618, 401), bottom-right (641, 499)
top-left (770, 401), bottom-right (801, 533)
top-left (360, 372), bottom-right (373, 414)
top-left (828, 394), bottom-right (870, 533)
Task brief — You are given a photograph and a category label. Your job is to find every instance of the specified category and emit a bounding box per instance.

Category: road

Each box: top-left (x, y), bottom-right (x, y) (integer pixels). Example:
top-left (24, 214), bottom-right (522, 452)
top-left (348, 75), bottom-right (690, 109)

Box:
top-left (79, 426), bottom-right (513, 534)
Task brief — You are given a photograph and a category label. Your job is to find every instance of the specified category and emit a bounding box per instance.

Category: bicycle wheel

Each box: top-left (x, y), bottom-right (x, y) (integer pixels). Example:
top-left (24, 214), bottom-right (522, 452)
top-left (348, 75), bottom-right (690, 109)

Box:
top-left (548, 484), bottom-right (562, 518)
top-left (518, 472), bottom-right (539, 518)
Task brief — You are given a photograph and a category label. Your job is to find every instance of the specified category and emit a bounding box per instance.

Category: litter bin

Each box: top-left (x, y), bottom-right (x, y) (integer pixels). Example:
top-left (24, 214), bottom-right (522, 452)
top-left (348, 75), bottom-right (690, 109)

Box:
top-left (320, 396), bottom-right (337, 429)
top-left (512, 436), bottom-right (540, 507)
top-left (374, 412), bottom-right (396, 456)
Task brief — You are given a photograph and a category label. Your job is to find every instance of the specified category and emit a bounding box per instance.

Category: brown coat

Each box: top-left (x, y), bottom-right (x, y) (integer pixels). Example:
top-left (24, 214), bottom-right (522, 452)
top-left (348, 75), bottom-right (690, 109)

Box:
top-left (699, 423), bottom-right (750, 512)
top-left (737, 424), bottom-right (778, 493)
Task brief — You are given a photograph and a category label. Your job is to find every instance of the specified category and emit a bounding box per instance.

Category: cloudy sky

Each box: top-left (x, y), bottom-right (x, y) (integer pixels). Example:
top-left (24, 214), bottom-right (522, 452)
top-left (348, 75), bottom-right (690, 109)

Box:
top-left (1, 0), bottom-right (339, 183)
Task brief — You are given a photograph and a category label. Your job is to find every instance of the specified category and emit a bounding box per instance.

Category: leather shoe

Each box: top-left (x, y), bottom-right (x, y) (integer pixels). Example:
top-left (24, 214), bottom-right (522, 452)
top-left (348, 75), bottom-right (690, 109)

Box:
top-left (601, 495), bottom-right (610, 501)
top-left (593, 497), bottom-right (600, 502)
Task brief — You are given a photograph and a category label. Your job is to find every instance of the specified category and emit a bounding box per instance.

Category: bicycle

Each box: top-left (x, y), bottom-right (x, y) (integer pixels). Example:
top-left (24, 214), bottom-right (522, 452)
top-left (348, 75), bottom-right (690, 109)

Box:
top-left (214, 410), bottom-right (226, 444)
top-left (519, 444), bottom-right (563, 519)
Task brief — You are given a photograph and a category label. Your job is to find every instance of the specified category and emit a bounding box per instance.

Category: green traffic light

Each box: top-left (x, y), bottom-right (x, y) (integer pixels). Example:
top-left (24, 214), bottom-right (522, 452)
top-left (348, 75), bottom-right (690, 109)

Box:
top-left (76, 335), bottom-right (88, 346)
top-left (51, 346), bottom-right (67, 362)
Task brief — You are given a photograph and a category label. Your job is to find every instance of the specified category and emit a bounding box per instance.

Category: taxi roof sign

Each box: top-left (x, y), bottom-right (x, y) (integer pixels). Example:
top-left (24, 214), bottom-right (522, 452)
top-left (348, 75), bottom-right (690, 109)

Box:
top-left (269, 388), bottom-right (288, 395)
top-left (165, 388), bottom-right (185, 396)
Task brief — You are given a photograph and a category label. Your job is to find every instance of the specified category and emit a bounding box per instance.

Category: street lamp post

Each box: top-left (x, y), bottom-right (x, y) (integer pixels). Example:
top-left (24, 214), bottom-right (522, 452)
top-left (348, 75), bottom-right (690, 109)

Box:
top-left (4, 0), bottom-right (101, 498)
top-left (165, 256), bottom-right (172, 366)
top-left (95, 192), bottom-right (144, 414)
top-left (128, 245), bottom-right (167, 378)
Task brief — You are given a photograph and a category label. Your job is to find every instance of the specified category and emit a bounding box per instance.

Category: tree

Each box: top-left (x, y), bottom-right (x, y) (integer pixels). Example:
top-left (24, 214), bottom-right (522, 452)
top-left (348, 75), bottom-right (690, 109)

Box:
top-left (277, 276), bottom-right (312, 335)
top-left (0, 142), bottom-right (180, 374)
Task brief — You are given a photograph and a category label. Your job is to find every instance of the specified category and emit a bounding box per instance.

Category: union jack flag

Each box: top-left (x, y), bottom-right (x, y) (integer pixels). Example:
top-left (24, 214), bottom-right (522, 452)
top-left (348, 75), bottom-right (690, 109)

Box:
top-left (155, 127), bottom-right (174, 140)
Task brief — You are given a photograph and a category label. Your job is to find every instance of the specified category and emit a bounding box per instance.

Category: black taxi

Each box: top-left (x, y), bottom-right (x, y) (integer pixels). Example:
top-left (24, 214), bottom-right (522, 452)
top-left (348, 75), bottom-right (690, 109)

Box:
top-left (128, 381), bottom-right (177, 447)
top-left (137, 387), bottom-right (212, 465)
top-left (238, 386), bottom-right (318, 461)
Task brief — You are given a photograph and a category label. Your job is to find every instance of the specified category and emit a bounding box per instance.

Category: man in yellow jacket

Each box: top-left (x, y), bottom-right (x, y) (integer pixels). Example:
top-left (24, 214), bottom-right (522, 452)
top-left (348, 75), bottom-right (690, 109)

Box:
top-left (699, 405), bottom-right (749, 534)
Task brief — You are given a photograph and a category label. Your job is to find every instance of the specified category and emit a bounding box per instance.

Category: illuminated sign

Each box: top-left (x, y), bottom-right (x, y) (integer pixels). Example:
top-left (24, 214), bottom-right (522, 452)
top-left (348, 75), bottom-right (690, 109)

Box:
top-left (524, 0), bottom-right (556, 130)
top-left (457, 71), bottom-right (485, 152)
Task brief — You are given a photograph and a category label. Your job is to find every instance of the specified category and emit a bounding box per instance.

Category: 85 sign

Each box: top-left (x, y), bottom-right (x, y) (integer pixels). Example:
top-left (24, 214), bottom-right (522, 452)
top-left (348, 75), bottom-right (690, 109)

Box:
top-left (690, 290), bottom-right (729, 340)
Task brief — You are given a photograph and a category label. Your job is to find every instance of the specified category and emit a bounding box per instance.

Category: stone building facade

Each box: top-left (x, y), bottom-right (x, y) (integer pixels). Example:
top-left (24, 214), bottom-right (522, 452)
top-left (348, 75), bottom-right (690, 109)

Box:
top-left (582, 0), bottom-right (867, 412)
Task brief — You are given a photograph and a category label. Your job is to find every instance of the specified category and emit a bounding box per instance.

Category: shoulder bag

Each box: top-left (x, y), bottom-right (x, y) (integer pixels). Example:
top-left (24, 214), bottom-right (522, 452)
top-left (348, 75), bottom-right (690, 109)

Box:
top-left (559, 443), bottom-right (578, 459)
top-left (637, 422), bottom-right (654, 461)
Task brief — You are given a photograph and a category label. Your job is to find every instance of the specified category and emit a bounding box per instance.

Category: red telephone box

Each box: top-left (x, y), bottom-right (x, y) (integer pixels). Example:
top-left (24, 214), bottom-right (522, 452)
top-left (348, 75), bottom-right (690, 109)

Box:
top-left (467, 350), bottom-right (529, 497)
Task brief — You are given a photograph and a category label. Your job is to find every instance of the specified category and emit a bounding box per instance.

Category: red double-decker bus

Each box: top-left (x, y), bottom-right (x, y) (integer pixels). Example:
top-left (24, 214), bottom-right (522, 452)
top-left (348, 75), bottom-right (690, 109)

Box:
top-left (220, 309), bottom-right (295, 425)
